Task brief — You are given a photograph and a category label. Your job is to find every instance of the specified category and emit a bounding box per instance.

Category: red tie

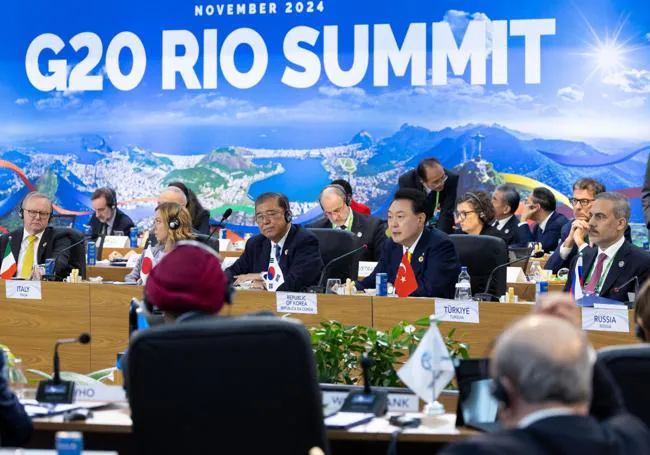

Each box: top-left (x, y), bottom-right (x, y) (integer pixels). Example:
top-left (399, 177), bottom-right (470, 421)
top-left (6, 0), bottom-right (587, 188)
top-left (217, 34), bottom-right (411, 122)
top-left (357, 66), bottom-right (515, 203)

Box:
top-left (584, 253), bottom-right (608, 293)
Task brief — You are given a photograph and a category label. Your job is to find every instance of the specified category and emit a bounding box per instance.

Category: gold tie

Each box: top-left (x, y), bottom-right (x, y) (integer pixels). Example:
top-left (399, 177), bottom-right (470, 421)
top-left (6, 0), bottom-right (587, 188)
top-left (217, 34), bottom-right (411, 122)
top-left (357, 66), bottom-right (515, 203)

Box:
top-left (407, 251), bottom-right (412, 262)
top-left (20, 235), bottom-right (37, 279)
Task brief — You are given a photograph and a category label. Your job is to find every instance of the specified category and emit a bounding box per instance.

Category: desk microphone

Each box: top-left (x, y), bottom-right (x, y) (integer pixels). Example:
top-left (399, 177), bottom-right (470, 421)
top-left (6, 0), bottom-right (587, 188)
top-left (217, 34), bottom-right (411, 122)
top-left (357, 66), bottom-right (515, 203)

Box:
top-left (613, 276), bottom-right (639, 307)
top-left (45, 234), bottom-right (91, 280)
top-left (474, 250), bottom-right (545, 302)
top-left (312, 244), bottom-right (368, 292)
top-left (36, 333), bottom-right (91, 403)
top-left (339, 353), bottom-right (388, 416)
top-left (206, 208), bottom-right (234, 243)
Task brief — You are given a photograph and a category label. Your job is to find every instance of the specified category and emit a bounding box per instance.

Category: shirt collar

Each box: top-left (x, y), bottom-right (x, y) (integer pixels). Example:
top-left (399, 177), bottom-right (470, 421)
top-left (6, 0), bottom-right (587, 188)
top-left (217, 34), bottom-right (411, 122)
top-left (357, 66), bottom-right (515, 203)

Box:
top-left (517, 407), bottom-right (576, 428)
top-left (402, 229), bottom-right (424, 255)
top-left (496, 215), bottom-right (513, 229)
top-left (107, 207), bottom-right (118, 228)
top-left (597, 234), bottom-right (626, 259)
top-left (331, 208), bottom-right (354, 231)
top-left (272, 224), bottom-right (292, 251)
top-left (23, 229), bottom-right (44, 243)
top-left (539, 212), bottom-right (554, 232)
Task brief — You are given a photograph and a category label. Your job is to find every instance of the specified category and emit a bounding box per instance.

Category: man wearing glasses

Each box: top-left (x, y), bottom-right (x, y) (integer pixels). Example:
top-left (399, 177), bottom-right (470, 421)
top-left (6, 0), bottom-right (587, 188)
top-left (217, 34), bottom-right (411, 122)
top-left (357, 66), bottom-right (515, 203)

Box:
top-left (398, 158), bottom-right (459, 234)
top-left (225, 192), bottom-right (323, 291)
top-left (4, 191), bottom-right (73, 279)
top-left (546, 179), bottom-right (632, 274)
top-left (517, 187), bottom-right (569, 253)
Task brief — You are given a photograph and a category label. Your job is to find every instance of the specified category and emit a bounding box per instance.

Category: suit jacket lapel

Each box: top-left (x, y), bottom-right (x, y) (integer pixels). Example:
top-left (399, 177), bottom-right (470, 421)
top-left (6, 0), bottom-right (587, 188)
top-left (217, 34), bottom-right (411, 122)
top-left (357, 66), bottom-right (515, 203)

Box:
top-left (410, 230), bottom-right (429, 278)
top-left (581, 246), bottom-right (598, 281)
top-left (351, 213), bottom-right (364, 239)
top-left (37, 227), bottom-right (52, 264)
top-left (10, 231), bottom-right (22, 265)
top-left (600, 242), bottom-right (630, 296)
top-left (278, 225), bottom-right (296, 270)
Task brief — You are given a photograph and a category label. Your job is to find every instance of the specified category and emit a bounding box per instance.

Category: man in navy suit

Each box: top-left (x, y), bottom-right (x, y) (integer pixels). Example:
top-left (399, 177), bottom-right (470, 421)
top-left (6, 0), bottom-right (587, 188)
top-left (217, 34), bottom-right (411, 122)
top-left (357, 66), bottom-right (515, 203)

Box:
top-left (0, 351), bottom-right (32, 446)
top-left (490, 184), bottom-right (521, 246)
top-left (440, 312), bottom-right (650, 455)
top-left (564, 192), bottom-right (650, 302)
top-left (357, 189), bottom-right (460, 298)
top-left (517, 187), bottom-right (568, 253)
top-left (225, 192), bottom-right (323, 292)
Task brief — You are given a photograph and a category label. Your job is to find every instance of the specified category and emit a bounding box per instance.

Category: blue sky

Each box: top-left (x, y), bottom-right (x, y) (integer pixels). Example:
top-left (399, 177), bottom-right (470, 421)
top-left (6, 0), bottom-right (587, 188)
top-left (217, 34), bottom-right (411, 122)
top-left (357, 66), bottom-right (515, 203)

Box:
top-left (1, 0), bottom-right (649, 151)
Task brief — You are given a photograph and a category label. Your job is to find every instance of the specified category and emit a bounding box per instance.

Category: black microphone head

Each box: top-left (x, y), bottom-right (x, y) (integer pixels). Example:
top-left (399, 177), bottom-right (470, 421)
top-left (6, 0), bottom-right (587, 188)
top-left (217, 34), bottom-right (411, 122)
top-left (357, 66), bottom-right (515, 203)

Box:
top-left (222, 208), bottom-right (233, 220)
top-left (78, 333), bottom-right (91, 344)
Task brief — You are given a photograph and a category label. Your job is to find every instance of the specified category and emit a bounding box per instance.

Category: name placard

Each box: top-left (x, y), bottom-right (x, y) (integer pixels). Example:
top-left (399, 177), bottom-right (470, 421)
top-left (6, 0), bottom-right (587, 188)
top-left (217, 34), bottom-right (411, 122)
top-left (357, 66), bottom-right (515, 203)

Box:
top-left (322, 390), bottom-right (419, 416)
top-left (358, 261), bottom-right (378, 279)
top-left (6, 280), bottom-right (42, 300)
top-left (75, 384), bottom-right (126, 402)
top-left (582, 307), bottom-right (630, 333)
top-left (98, 236), bottom-right (129, 248)
top-left (434, 298), bottom-right (480, 324)
top-left (276, 292), bottom-right (317, 314)
top-left (221, 256), bottom-right (237, 269)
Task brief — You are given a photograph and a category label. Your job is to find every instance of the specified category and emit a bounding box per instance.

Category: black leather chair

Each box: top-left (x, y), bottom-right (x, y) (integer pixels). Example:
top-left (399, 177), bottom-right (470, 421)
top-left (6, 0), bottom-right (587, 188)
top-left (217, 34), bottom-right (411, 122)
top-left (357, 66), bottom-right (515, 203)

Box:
top-left (307, 228), bottom-right (360, 286)
top-left (52, 228), bottom-right (86, 279)
top-left (127, 317), bottom-right (328, 454)
top-left (449, 234), bottom-right (508, 299)
top-left (598, 344), bottom-right (650, 426)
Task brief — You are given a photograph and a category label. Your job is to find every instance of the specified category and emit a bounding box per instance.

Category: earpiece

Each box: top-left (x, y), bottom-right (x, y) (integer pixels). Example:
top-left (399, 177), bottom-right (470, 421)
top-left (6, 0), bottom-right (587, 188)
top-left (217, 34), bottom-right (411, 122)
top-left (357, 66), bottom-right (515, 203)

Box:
top-left (168, 211), bottom-right (181, 230)
top-left (490, 377), bottom-right (510, 407)
top-left (19, 193), bottom-right (54, 222)
top-left (467, 192), bottom-right (487, 221)
top-left (107, 188), bottom-right (118, 209)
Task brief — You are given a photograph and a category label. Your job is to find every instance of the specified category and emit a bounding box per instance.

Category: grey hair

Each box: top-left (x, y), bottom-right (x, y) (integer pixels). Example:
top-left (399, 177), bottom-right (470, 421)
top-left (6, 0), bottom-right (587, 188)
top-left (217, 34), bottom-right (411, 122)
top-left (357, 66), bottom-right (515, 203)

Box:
top-left (160, 186), bottom-right (188, 206)
top-left (493, 324), bottom-right (593, 404)
top-left (596, 192), bottom-right (630, 222)
top-left (21, 191), bottom-right (53, 211)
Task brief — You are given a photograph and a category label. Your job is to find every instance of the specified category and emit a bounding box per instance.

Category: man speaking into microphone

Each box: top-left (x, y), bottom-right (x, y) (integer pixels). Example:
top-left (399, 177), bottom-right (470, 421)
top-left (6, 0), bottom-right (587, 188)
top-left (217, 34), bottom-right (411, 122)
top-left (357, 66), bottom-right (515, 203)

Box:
top-left (225, 193), bottom-right (323, 292)
top-left (356, 189), bottom-right (460, 298)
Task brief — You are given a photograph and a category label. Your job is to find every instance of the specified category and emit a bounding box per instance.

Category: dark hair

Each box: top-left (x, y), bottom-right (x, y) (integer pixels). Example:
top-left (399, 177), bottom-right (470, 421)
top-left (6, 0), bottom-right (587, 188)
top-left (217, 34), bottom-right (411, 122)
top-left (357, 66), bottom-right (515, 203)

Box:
top-left (573, 178), bottom-right (605, 196)
top-left (456, 190), bottom-right (495, 224)
top-left (167, 181), bottom-right (207, 228)
top-left (255, 192), bottom-right (291, 213)
top-left (635, 278), bottom-right (650, 337)
top-left (91, 187), bottom-right (117, 207)
top-left (331, 179), bottom-right (353, 196)
top-left (495, 184), bottom-right (520, 215)
top-left (532, 187), bottom-right (556, 212)
top-left (416, 157), bottom-right (442, 180)
top-left (393, 188), bottom-right (430, 219)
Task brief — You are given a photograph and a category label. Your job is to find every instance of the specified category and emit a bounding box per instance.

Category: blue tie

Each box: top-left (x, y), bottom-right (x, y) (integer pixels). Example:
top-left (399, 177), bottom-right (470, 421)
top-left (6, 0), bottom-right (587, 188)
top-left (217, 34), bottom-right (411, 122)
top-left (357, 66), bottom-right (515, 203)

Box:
top-left (275, 244), bottom-right (282, 262)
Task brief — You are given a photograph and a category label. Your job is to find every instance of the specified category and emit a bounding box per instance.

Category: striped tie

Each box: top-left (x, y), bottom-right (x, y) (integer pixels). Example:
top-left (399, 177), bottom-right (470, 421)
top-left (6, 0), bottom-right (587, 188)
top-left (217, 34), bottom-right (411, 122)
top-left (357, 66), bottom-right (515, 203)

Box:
top-left (20, 235), bottom-right (37, 279)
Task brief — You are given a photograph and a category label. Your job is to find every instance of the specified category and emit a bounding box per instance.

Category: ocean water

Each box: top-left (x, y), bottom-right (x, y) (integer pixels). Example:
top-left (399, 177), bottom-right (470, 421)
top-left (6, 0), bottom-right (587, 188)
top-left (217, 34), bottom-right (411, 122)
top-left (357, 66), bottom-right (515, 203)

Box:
top-left (248, 158), bottom-right (330, 202)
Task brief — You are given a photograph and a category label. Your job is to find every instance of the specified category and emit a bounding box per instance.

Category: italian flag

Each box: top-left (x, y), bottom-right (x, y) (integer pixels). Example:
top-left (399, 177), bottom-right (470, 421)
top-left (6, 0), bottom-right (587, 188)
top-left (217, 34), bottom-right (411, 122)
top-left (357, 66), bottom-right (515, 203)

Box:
top-left (1, 242), bottom-right (16, 279)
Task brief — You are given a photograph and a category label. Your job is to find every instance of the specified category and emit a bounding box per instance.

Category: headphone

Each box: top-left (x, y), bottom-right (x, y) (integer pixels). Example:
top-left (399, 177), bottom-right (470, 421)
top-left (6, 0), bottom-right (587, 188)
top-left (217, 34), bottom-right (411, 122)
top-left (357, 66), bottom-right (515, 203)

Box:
top-left (320, 184), bottom-right (351, 207)
top-left (19, 192), bottom-right (54, 222)
top-left (271, 192), bottom-right (293, 223)
top-left (103, 188), bottom-right (117, 209)
top-left (466, 192), bottom-right (488, 222)
top-left (490, 377), bottom-right (511, 407)
top-left (168, 209), bottom-right (181, 230)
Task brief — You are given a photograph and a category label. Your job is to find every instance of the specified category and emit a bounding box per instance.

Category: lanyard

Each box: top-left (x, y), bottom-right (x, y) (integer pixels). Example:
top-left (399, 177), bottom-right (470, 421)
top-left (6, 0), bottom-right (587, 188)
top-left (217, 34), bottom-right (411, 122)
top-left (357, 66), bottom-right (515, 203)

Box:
top-left (584, 254), bottom-right (614, 294)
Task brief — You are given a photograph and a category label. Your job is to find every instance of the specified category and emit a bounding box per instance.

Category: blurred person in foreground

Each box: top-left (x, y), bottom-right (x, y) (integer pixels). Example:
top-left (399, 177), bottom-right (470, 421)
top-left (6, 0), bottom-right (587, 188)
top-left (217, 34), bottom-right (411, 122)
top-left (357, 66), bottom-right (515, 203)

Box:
top-left (0, 350), bottom-right (32, 447)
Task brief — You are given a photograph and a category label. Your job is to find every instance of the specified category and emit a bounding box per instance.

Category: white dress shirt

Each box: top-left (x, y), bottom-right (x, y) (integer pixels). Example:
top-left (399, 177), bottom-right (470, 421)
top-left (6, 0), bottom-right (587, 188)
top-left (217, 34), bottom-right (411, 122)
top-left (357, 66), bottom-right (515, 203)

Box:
top-left (494, 215), bottom-right (514, 231)
top-left (517, 407), bottom-right (576, 428)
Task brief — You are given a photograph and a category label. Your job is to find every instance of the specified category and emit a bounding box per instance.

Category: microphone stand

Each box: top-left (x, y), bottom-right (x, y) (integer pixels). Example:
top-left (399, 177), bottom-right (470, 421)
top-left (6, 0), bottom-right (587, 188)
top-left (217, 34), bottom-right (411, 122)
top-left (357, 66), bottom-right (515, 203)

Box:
top-left (474, 251), bottom-right (544, 302)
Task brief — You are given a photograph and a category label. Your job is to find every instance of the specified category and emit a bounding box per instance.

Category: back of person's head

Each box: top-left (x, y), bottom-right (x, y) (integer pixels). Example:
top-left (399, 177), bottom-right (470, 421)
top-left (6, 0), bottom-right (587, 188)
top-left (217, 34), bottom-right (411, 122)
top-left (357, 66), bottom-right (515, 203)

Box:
top-left (145, 241), bottom-right (228, 317)
top-left (456, 190), bottom-right (496, 225)
top-left (167, 181), bottom-right (206, 223)
top-left (155, 202), bottom-right (194, 243)
top-left (531, 187), bottom-right (556, 212)
top-left (495, 184), bottom-right (520, 215)
top-left (416, 157), bottom-right (442, 180)
top-left (331, 179), bottom-right (353, 197)
top-left (393, 188), bottom-right (431, 219)
top-left (492, 314), bottom-right (593, 406)
top-left (573, 178), bottom-right (605, 196)
top-left (159, 186), bottom-right (188, 207)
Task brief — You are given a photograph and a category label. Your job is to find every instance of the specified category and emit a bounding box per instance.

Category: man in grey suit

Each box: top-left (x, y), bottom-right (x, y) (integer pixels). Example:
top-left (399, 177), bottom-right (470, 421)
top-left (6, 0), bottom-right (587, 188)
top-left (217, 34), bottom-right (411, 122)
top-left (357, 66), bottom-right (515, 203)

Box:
top-left (307, 184), bottom-right (386, 262)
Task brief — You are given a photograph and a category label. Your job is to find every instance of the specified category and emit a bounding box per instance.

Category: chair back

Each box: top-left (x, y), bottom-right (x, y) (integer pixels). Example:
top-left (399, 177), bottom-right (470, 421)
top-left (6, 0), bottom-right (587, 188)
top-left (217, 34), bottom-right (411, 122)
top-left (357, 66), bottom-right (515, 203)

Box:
top-left (449, 234), bottom-right (508, 298)
top-left (127, 317), bottom-right (328, 454)
top-left (307, 228), bottom-right (360, 284)
top-left (49, 214), bottom-right (76, 229)
top-left (53, 228), bottom-right (86, 279)
top-left (598, 344), bottom-right (650, 426)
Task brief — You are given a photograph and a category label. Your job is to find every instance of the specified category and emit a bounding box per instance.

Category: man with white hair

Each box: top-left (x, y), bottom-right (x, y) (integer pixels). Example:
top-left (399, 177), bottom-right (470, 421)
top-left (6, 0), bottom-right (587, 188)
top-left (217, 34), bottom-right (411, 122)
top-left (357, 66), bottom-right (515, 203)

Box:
top-left (441, 311), bottom-right (650, 454)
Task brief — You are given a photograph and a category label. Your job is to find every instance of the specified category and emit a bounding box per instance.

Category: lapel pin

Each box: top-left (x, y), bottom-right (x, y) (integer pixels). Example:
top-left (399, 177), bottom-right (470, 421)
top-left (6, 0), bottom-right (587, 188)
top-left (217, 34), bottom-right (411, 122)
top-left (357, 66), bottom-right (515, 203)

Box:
top-left (284, 249), bottom-right (288, 256)
top-left (618, 261), bottom-right (624, 268)
top-left (504, 229), bottom-right (510, 234)
top-left (418, 255), bottom-right (424, 263)
top-left (357, 232), bottom-right (362, 238)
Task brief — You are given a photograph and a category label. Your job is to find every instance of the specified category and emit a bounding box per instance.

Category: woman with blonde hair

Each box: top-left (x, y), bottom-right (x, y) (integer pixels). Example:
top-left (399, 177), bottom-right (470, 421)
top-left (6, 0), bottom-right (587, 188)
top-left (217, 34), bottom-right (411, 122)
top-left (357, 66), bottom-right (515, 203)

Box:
top-left (125, 203), bottom-right (194, 284)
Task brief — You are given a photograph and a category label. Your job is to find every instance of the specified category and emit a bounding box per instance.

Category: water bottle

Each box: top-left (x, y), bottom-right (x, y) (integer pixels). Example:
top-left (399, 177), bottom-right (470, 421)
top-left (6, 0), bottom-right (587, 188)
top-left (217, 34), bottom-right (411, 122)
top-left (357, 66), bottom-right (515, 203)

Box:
top-left (454, 266), bottom-right (472, 300)
top-left (529, 260), bottom-right (543, 282)
top-left (86, 239), bottom-right (96, 266)
top-left (129, 227), bottom-right (138, 248)
top-left (9, 358), bottom-right (28, 400)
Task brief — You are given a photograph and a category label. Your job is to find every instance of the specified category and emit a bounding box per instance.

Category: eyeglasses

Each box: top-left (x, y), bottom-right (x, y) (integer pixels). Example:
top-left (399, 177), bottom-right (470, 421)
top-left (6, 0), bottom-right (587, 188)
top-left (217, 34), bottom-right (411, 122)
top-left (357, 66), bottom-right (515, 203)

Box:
top-left (569, 197), bottom-right (595, 207)
top-left (254, 210), bottom-right (283, 224)
top-left (24, 209), bottom-right (51, 219)
top-left (424, 173), bottom-right (448, 187)
top-left (323, 205), bottom-right (347, 218)
top-left (454, 210), bottom-right (476, 221)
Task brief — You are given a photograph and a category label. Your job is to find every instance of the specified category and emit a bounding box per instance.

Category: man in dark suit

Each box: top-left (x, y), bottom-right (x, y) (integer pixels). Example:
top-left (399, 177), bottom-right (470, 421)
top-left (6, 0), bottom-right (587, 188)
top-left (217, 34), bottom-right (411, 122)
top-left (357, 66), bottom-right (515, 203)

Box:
top-left (307, 184), bottom-right (386, 262)
top-left (225, 192), bottom-right (323, 292)
top-left (490, 184), bottom-right (521, 246)
top-left (0, 351), bottom-right (32, 447)
top-left (546, 179), bottom-right (606, 274)
top-left (89, 187), bottom-right (135, 239)
top-left (642, 154), bottom-right (650, 239)
top-left (440, 311), bottom-right (650, 455)
top-left (356, 189), bottom-right (460, 298)
top-left (398, 158), bottom-right (459, 234)
top-left (5, 192), bottom-right (73, 280)
top-left (517, 187), bottom-right (569, 253)
top-left (564, 192), bottom-right (650, 302)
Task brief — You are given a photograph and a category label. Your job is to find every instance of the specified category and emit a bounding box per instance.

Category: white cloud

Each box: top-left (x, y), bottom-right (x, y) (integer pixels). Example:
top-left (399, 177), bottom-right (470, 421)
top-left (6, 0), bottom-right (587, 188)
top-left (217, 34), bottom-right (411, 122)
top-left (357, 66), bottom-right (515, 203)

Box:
top-left (443, 10), bottom-right (493, 56)
top-left (646, 32), bottom-right (650, 42)
top-left (15, 98), bottom-right (29, 105)
top-left (318, 86), bottom-right (366, 98)
top-left (167, 93), bottom-right (250, 110)
top-left (557, 85), bottom-right (584, 103)
top-left (34, 92), bottom-right (81, 111)
top-left (613, 97), bottom-right (646, 108)
top-left (603, 69), bottom-right (650, 94)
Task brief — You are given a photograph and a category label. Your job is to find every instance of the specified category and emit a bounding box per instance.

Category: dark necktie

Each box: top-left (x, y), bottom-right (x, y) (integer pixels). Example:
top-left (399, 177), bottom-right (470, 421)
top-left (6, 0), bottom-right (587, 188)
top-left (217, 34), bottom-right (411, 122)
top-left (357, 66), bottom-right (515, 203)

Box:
top-left (585, 253), bottom-right (608, 294)
top-left (275, 244), bottom-right (282, 262)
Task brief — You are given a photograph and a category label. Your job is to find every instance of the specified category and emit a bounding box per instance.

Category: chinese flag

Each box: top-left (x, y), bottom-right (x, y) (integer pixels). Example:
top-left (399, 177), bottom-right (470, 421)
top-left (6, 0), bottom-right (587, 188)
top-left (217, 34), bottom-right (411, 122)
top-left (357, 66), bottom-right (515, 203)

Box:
top-left (395, 252), bottom-right (418, 297)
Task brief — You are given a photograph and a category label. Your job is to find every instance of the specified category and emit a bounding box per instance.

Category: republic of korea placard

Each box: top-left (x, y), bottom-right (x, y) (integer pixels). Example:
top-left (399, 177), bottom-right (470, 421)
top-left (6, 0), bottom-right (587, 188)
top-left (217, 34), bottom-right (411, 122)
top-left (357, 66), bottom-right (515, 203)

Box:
top-left (276, 292), bottom-right (318, 314)
top-left (582, 307), bottom-right (629, 333)
top-left (6, 280), bottom-right (42, 300)
top-left (434, 298), bottom-right (480, 324)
